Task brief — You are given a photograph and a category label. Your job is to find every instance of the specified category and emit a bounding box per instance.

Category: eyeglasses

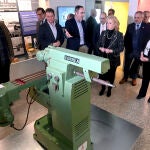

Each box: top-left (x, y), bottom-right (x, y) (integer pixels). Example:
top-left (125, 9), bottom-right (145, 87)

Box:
top-left (37, 13), bottom-right (43, 16)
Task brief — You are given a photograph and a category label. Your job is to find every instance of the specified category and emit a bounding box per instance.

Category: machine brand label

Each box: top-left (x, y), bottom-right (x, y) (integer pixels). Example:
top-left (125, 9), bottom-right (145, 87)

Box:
top-left (64, 55), bottom-right (80, 64)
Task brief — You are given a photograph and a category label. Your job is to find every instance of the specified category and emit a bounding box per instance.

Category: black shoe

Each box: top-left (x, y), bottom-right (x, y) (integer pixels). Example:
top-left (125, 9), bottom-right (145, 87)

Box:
top-left (136, 95), bottom-right (145, 99)
top-left (148, 97), bottom-right (150, 103)
top-left (99, 86), bottom-right (106, 96)
top-left (107, 90), bottom-right (111, 97)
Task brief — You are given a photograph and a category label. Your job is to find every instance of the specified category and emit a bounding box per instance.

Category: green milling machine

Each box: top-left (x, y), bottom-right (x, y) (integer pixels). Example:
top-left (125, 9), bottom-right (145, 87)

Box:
top-left (0, 46), bottom-right (111, 150)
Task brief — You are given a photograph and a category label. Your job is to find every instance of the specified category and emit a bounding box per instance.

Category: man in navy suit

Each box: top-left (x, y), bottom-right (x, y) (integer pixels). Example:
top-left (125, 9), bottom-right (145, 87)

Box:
top-left (65, 5), bottom-right (88, 52)
top-left (38, 8), bottom-right (64, 50)
top-left (119, 11), bottom-right (148, 86)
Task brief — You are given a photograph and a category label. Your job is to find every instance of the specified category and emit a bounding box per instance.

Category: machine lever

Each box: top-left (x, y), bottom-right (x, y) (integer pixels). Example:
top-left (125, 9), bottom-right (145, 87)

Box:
top-left (75, 71), bottom-right (115, 88)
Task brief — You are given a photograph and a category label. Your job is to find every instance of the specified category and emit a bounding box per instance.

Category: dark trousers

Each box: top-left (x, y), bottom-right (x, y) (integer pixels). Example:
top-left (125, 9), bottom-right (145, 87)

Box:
top-left (100, 65), bottom-right (117, 85)
top-left (0, 62), bottom-right (10, 83)
top-left (123, 56), bottom-right (141, 79)
top-left (88, 43), bottom-right (95, 54)
top-left (138, 62), bottom-right (150, 97)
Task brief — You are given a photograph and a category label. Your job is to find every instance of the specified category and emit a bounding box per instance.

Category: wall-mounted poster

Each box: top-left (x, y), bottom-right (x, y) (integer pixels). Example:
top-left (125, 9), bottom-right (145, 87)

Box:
top-left (19, 11), bottom-right (38, 36)
top-left (0, 0), bottom-right (17, 12)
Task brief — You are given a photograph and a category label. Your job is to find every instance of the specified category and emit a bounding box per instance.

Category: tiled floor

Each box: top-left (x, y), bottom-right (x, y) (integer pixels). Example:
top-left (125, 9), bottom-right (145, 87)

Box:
top-left (0, 64), bottom-right (150, 150)
top-left (91, 66), bottom-right (150, 150)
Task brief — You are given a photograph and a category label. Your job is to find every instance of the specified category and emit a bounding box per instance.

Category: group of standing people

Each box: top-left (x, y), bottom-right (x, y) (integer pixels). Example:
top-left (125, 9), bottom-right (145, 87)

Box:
top-left (34, 6), bottom-right (150, 101)
top-left (85, 9), bottom-right (150, 101)
top-left (119, 11), bottom-right (150, 102)
top-left (37, 6), bottom-right (124, 98)
top-left (0, 5), bottom-right (149, 102)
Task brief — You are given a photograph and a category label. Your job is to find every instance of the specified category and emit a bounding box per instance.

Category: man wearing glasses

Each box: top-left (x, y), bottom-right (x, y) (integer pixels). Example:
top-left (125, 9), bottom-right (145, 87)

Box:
top-left (93, 12), bottom-right (107, 56)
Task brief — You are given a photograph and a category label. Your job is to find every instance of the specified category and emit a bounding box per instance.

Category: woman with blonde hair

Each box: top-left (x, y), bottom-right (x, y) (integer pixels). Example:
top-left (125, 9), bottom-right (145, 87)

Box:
top-left (97, 15), bottom-right (124, 97)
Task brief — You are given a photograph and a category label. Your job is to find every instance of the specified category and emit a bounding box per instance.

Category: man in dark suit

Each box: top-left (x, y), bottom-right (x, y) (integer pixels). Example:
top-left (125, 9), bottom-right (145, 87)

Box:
top-left (136, 21), bottom-right (150, 101)
top-left (86, 9), bottom-right (97, 54)
top-left (119, 11), bottom-right (148, 86)
top-left (38, 8), bottom-right (64, 50)
top-left (143, 11), bottom-right (150, 24)
top-left (65, 5), bottom-right (88, 52)
top-left (0, 21), bottom-right (14, 83)
top-left (136, 46), bottom-right (150, 101)
top-left (36, 7), bottom-right (46, 49)
top-left (93, 12), bottom-right (107, 56)
top-left (36, 7), bottom-right (46, 31)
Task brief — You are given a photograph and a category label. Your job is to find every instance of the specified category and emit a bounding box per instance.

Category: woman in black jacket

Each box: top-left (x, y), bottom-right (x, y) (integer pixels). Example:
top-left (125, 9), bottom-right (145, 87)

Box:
top-left (97, 15), bottom-right (124, 97)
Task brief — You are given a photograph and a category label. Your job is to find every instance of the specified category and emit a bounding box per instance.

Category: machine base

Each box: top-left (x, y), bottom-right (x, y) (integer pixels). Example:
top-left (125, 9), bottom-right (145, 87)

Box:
top-left (0, 105), bottom-right (142, 150)
top-left (34, 115), bottom-right (93, 150)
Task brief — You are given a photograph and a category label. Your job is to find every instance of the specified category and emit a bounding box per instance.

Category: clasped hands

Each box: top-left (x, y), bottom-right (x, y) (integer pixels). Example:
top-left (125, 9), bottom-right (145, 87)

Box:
top-left (99, 47), bottom-right (113, 53)
top-left (51, 41), bottom-right (61, 47)
top-left (140, 52), bottom-right (149, 62)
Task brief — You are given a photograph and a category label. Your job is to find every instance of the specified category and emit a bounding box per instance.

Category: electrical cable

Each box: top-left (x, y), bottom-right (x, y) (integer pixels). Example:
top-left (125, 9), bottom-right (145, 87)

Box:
top-left (10, 88), bottom-right (37, 131)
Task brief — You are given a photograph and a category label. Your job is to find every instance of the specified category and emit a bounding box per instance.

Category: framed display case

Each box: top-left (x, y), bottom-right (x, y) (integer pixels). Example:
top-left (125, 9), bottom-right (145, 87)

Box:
top-left (0, 11), bottom-right (25, 56)
top-left (0, 0), bottom-right (39, 57)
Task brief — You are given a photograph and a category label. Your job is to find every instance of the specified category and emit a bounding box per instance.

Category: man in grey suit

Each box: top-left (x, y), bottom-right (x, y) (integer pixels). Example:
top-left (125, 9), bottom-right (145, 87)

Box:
top-left (119, 11), bottom-right (148, 86)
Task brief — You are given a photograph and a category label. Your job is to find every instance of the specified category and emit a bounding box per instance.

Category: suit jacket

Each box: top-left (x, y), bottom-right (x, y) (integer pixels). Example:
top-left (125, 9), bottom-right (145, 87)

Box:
top-left (0, 21), bottom-right (14, 64)
top-left (93, 23), bottom-right (101, 55)
top-left (97, 30), bottom-right (124, 67)
top-left (65, 18), bottom-right (87, 51)
top-left (38, 20), bottom-right (64, 50)
top-left (124, 22), bottom-right (148, 58)
top-left (93, 23), bottom-right (107, 55)
top-left (86, 16), bottom-right (97, 44)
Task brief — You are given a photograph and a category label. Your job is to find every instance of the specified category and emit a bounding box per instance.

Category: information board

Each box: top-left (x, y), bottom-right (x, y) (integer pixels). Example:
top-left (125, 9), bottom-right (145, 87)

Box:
top-left (19, 11), bottom-right (38, 36)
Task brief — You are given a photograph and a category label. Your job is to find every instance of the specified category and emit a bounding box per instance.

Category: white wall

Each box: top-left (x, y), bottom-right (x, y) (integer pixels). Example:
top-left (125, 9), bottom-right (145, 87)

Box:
top-left (128, 0), bottom-right (138, 23)
top-left (85, 0), bottom-right (95, 19)
top-left (49, 0), bottom-right (85, 19)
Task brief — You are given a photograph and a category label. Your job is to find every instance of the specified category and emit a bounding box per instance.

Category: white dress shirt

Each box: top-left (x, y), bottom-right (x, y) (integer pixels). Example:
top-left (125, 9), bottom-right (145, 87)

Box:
top-left (100, 23), bottom-right (106, 35)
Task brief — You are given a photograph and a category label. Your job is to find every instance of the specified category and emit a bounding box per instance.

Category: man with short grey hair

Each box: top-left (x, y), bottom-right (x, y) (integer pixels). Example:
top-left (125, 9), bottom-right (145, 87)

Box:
top-left (119, 11), bottom-right (148, 86)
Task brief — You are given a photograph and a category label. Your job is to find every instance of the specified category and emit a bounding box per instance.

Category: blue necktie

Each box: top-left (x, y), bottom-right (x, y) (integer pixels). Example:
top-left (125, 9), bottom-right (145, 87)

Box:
top-left (136, 24), bottom-right (140, 30)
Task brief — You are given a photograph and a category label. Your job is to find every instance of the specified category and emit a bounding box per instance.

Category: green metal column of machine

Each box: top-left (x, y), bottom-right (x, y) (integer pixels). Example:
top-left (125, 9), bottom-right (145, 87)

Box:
top-left (34, 46), bottom-right (110, 150)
